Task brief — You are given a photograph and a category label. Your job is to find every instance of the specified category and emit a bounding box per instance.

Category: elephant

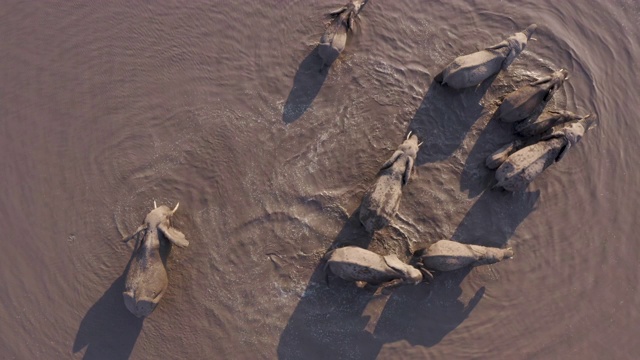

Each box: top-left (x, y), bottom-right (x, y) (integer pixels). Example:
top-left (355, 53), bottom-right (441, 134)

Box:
top-left (485, 139), bottom-right (525, 170)
top-left (434, 24), bottom-right (537, 89)
top-left (414, 240), bottom-right (514, 272)
top-left (318, 0), bottom-right (368, 70)
top-left (495, 69), bottom-right (569, 123)
top-left (122, 202), bottom-right (189, 317)
top-left (515, 110), bottom-right (589, 138)
top-left (359, 132), bottom-right (421, 233)
top-left (323, 246), bottom-right (428, 286)
top-left (493, 115), bottom-right (596, 192)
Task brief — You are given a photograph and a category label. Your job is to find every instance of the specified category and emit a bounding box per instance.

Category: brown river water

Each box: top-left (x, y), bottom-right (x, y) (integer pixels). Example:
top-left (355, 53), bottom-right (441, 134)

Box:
top-left (1, 1), bottom-right (639, 359)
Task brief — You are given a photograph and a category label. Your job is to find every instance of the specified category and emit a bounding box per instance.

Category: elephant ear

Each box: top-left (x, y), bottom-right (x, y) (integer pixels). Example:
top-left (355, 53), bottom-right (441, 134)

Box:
top-left (530, 76), bottom-right (551, 86)
top-left (123, 224), bottom-right (147, 243)
top-left (502, 48), bottom-right (518, 69)
top-left (486, 40), bottom-right (509, 51)
top-left (348, 14), bottom-right (357, 32)
top-left (540, 128), bottom-right (566, 142)
top-left (402, 156), bottom-right (414, 185)
top-left (556, 142), bottom-right (571, 162)
top-left (380, 150), bottom-right (403, 170)
top-left (383, 254), bottom-right (408, 276)
top-left (328, 6), bottom-right (347, 17)
top-left (158, 222), bottom-right (189, 248)
top-left (544, 84), bottom-right (560, 102)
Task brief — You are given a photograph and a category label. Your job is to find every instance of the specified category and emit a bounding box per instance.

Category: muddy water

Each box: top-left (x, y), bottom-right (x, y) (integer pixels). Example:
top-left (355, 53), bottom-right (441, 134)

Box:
top-left (1, 0), bottom-right (639, 359)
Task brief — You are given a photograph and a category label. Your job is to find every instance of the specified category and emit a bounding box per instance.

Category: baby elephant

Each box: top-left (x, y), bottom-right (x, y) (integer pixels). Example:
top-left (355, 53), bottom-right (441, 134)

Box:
top-left (359, 132), bottom-right (421, 233)
top-left (318, 0), bottom-right (368, 70)
top-left (515, 110), bottom-right (589, 138)
top-left (414, 240), bottom-right (514, 273)
top-left (324, 246), bottom-right (426, 286)
top-left (435, 24), bottom-right (537, 89)
top-left (485, 139), bottom-right (525, 170)
top-left (493, 115), bottom-right (595, 192)
top-left (495, 69), bottom-right (569, 123)
top-left (123, 202), bottom-right (189, 318)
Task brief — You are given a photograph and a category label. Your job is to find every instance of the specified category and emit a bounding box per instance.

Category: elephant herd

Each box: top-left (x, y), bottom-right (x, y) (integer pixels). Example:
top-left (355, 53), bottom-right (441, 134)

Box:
top-left (322, 2), bottom-right (594, 288)
top-left (120, 0), bottom-right (595, 318)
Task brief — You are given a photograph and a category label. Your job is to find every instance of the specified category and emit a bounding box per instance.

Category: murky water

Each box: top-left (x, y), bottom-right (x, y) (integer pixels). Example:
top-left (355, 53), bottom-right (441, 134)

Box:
top-left (1, 0), bottom-right (639, 359)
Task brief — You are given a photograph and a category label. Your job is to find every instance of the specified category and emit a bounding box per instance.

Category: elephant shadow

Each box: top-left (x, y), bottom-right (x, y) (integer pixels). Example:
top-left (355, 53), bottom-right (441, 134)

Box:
top-left (278, 188), bottom-right (538, 358)
top-left (459, 102), bottom-right (550, 198)
top-left (72, 274), bottom-right (143, 360)
top-left (277, 211), bottom-right (387, 360)
top-left (452, 182), bottom-right (541, 249)
top-left (459, 110), bottom-right (517, 197)
top-left (277, 163), bottom-right (539, 358)
top-left (408, 75), bottom-right (498, 166)
top-left (370, 188), bottom-right (539, 349)
top-left (73, 236), bottom-right (172, 360)
top-left (282, 46), bottom-right (330, 124)
top-left (371, 269), bottom-right (483, 347)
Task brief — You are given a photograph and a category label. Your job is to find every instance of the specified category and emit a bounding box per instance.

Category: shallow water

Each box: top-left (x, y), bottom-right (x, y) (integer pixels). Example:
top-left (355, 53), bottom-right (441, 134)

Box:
top-left (1, 0), bottom-right (639, 359)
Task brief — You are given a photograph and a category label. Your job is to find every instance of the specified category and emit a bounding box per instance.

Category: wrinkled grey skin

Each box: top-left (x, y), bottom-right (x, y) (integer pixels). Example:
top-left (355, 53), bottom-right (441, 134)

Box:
top-left (414, 240), bottom-right (514, 272)
top-left (359, 133), bottom-right (420, 233)
top-left (324, 246), bottom-right (425, 286)
top-left (123, 203), bottom-right (189, 318)
top-left (496, 69), bottom-right (569, 123)
top-left (485, 139), bottom-right (525, 170)
top-left (435, 24), bottom-right (537, 89)
top-left (318, 0), bottom-right (368, 70)
top-left (515, 110), bottom-right (588, 137)
top-left (494, 116), bottom-right (595, 191)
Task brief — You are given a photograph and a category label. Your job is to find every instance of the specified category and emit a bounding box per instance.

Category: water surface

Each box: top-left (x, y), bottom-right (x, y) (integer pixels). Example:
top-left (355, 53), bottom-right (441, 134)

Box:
top-left (1, 1), bottom-right (639, 359)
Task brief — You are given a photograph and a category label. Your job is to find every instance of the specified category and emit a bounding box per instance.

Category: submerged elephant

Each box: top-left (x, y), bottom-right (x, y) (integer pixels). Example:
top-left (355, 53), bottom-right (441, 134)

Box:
top-left (123, 202), bottom-right (189, 317)
top-left (318, 0), bottom-right (368, 70)
top-left (493, 115), bottom-right (596, 192)
top-left (495, 69), bottom-right (569, 123)
top-left (324, 246), bottom-right (428, 286)
top-left (359, 132), bottom-right (421, 233)
top-left (414, 240), bottom-right (514, 273)
top-left (515, 110), bottom-right (589, 138)
top-left (434, 24), bottom-right (537, 89)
